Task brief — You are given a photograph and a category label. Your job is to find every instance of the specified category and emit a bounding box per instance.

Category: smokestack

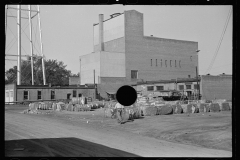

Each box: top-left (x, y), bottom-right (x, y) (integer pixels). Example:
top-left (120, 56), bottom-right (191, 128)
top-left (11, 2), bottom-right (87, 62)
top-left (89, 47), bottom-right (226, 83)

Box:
top-left (99, 14), bottom-right (104, 51)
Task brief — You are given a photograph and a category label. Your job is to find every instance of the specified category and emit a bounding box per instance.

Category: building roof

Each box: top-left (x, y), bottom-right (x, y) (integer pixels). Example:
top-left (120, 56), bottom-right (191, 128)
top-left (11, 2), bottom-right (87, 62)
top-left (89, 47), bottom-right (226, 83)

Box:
top-left (16, 85), bottom-right (95, 89)
top-left (136, 78), bottom-right (200, 85)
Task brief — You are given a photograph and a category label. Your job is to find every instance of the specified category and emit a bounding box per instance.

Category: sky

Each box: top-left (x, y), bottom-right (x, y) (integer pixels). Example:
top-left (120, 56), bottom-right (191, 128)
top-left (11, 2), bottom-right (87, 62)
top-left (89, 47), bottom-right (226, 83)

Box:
top-left (5, 5), bottom-right (232, 76)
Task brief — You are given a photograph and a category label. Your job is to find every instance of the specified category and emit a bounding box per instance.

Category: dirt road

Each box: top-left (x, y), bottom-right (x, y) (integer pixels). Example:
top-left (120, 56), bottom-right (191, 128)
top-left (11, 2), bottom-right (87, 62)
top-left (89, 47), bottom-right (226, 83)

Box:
top-left (5, 106), bottom-right (232, 157)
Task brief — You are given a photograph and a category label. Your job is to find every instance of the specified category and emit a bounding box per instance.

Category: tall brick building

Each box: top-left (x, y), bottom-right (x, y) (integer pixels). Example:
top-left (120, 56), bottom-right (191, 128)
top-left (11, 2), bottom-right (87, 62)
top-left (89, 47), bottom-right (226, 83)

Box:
top-left (79, 10), bottom-right (199, 98)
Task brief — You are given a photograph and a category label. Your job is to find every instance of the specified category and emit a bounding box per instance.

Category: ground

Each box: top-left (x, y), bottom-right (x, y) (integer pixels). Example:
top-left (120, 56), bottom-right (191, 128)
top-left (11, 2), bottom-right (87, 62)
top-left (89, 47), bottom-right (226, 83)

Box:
top-left (5, 104), bottom-right (232, 157)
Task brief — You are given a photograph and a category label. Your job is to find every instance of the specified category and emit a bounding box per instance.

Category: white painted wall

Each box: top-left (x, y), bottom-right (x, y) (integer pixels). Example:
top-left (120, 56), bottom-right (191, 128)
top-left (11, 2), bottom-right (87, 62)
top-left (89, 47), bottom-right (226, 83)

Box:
top-left (94, 14), bottom-right (124, 45)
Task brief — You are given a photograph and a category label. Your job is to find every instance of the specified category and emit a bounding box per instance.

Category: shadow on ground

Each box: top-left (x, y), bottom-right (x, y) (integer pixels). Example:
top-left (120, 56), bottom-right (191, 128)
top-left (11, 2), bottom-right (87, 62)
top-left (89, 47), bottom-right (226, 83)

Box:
top-left (5, 137), bottom-right (140, 157)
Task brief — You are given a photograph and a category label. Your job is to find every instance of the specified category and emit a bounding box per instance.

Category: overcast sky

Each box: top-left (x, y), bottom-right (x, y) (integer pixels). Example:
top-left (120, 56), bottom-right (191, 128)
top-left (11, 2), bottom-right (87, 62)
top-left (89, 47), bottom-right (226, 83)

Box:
top-left (5, 5), bottom-right (232, 76)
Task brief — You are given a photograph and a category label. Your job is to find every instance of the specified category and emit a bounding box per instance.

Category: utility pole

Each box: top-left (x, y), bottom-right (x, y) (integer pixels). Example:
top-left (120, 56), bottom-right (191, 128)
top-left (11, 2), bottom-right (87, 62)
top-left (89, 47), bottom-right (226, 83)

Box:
top-left (37, 5), bottom-right (46, 85)
top-left (17, 5), bottom-right (21, 85)
top-left (79, 58), bottom-right (81, 85)
top-left (196, 66), bottom-right (199, 100)
top-left (28, 5), bottom-right (34, 85)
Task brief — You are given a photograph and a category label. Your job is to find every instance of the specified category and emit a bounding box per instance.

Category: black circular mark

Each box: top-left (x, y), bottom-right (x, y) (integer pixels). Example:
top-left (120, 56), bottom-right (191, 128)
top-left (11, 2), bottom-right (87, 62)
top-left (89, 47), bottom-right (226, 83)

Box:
top-left (116, 85), bottom-right (137, 106)
top-left (184, 0), bottom-right (197, 5)
top-left (155, 0), bottom-right (168, 4)
top-left (213, 0), bottom-right (226, 4)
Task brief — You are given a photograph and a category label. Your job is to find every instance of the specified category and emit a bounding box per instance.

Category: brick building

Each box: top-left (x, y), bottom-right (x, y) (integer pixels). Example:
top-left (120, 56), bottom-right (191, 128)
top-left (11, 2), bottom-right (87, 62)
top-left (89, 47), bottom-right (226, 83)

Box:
top-left (79, 10), bottom-right (199, 98)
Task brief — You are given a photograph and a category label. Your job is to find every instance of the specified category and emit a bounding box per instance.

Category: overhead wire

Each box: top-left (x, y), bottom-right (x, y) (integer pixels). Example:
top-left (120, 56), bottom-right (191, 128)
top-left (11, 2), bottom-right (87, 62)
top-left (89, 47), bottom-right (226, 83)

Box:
top-left (205, 7), bottom-right (232, 74)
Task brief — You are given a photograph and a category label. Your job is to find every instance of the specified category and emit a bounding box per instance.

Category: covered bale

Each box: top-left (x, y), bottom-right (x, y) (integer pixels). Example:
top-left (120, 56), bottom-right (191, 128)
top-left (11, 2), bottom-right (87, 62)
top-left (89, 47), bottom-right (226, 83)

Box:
top-left (142, 106), bottom-right (158, 116)
top-left (180, 104), bottom-right (188, 113)
top-left (157, 104), bottom-right (173, 115)
top-left (56, 103), bottom-right (62, 111)
top-left (220, 102), bottom-right (230, 111)
top-left (210, 103), bottom-right (220, 112)
top-left (199, 103), bottom-right (207, 112)
top-left (29, 103), bottom-right (39, 111)
top-left (186, 104), bottom-right (197, 114)
top-left (172, 104), bottom-right (183, 114)
top-left (52, 103), bottom-right (57, 110)
top-left (104, 108), bottom-right (116, 118)
top-left (66, 104), bottom-right (73, 111)
top-left (192, 104), bottom-right (199, 113)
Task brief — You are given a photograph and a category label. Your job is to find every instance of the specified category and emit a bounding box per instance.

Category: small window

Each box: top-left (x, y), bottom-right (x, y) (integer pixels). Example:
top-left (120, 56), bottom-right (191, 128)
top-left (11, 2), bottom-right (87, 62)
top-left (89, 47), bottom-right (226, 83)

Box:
top-left (188, 75), bottom-right (191, 78)
top-left (165, 60), bottom-right (167, 67)
top-left (179, 60), bottom-right (181, 68)
top-left (179, 85), bottom-right (184, 90)
top-left (175, 60), bottom-right (177, 67)
top-left (156, 59), bottom-right (157, 66)
top-left (194, 84), bottom-right (199, 90)
top-left (156, 86), bottom-right (164, 91)
top-left (23, 91), bottom-right (29, 100)
top-left (51, 90), bottom-right (55, 100)
top-left (186, 85), bottom-right (191, 89)
top-left (131, 70), bottom-right (138, 79)
top-left (170, 60), bottom-right (172, 67)
top-left (73, 90), bottom-right (77, 97)
top-left (147, 86), bottom-right (154, 91)
top-left (151, 59), bottom-right (152, 66)
top-left (37, 91), bottom-right (42, 100)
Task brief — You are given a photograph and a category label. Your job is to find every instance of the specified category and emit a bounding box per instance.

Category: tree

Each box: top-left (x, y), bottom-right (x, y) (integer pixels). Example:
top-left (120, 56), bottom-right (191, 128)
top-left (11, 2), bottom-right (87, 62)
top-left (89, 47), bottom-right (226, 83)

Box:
top-left (5, 58), bottom-right (72, 86)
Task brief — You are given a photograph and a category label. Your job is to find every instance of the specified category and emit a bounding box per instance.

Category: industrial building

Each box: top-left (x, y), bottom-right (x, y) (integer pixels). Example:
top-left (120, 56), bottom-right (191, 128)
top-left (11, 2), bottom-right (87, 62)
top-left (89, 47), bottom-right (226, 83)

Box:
top-left (5, 83), bottom-right (96, 103)
top-left (79, 10), bottom-right (199, 98)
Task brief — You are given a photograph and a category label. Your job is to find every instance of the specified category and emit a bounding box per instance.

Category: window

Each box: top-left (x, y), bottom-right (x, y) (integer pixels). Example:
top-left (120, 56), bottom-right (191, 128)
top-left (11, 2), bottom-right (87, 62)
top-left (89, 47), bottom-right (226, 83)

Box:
top-left (194, 84), bottom-right (199, 90)
top-left (156, 59), bottom-right (157, 66)
top-left (37, 91), bottom-right (42, 100)
top-left (175, 60), bottom-right (177, 67)
top-left (179, 85), bottom-right (184, 90)
top-left (73, 90), bottom-right (77, 97)
top-left (179, 60), bottom-right (181, 68)
top-left (131, 70), bottom-right (138, 79)
top-left (170, 60), bottom-right (172, 67)
top-left (188, 75), bottom-right (191, 78)
top-left (23, 91), bottom-right (29, 100)
top-left (147, 86), bottom-right (154, 91)
top-left (186, 85), bottom-right (192, 89)
top-left (51, 90), bottom-right (55, 100)
top-left (156, 86), bottom-right (164, 91)
top-left (151, 59), bottom-right (152, 66)
top-left (165, 60), bottom-right (167, 67)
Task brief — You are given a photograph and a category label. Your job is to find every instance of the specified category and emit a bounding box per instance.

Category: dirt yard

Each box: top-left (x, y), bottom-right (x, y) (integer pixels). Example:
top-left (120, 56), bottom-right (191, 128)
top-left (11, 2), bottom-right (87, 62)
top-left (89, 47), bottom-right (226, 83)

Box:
top-left (5, 104), bottom-right (232, 157)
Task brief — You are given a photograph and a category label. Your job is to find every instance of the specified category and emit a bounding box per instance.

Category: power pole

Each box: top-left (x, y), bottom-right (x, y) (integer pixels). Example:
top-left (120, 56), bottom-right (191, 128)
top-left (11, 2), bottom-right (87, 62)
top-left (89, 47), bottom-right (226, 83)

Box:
top-left (196, 66), bottom-right (199, 100)
top-left (17, 5), bottom-right (21, 85)
top-left (28, 5), bottom-right (34, 85)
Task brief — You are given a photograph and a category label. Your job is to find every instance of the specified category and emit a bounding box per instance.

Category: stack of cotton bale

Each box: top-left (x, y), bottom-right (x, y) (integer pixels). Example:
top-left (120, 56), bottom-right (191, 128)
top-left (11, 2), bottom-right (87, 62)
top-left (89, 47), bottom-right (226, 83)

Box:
top-left (29, 102), bottom-right (39, 111)
top-left (219, 102), bottom-right (231, 111)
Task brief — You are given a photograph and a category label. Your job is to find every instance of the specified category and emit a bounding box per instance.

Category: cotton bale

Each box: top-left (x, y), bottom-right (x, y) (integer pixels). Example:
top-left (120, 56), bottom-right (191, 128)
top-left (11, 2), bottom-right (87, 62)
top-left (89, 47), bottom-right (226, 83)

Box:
top-left (142, 105), bottom-right (158, 116)
top-left (192, 104), bottom-right (199, 113)
top-left (228, 102), bottom-right (232, 110)
top-left (210, 103), bottom-right (220, 112)
top-left (181, 104), bottom-right (188, 113)
top-left (52, 103), bottom-right (57, 111)
top-left (172, 104), bottom-right (183, 114)
top-left (220, 102), bottom-right (230, 111)
top-left (157, 104), bottom-right (173, 115)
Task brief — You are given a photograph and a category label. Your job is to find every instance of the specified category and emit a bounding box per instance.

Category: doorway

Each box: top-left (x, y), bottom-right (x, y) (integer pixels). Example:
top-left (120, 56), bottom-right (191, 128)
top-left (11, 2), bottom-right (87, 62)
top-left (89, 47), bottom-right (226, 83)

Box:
top-left (78, 93), bottom-right (82, 97)
top-left (67, 93), bottom-right (71, 99)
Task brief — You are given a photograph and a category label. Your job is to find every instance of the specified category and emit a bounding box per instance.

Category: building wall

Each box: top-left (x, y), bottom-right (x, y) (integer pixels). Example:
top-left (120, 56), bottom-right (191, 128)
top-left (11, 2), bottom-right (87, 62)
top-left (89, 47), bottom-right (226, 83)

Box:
top-left (124, 10), bottom-right (198, 82)
top-left (94, 14), bottom-right (124, 51)
top-left (201, 75), bottom-right (232, 100)
top-left (94, 37), bottom-right (125, 53)
top-left (5, 84), bottom-right (16, 102)
top-left (16, 88), bottom-right (96, 101)
top-left (100, 51), bottom-right (126, 78)
top-left (69, 76), bottom-right (80, 85)
top-left (80, 52), bottom-right (100, 85)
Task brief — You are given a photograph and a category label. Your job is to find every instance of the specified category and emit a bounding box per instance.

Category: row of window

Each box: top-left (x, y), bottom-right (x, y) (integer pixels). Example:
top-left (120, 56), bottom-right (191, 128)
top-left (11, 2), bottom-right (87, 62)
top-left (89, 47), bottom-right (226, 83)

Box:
top-left (23, 90), bottom-right (83, 100)
top-left (23, 90), bottom-right (55, 100)
top-left (150, 59), bottom-right (181, 68)
top-left (146, 84), bottom-right (199, 91)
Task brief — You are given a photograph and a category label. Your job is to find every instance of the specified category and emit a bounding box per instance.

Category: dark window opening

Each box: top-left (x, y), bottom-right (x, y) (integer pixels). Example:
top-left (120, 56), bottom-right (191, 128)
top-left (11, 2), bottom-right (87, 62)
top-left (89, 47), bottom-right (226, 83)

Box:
top-left (186, 85), bottom-right (192, 89)
top-left (179, 85), bottom-right (184, 90)
top-left (51, 90), bottom-right (55, 100)
top-left (131, 70), bottom-right (138, 79)
top-left (67, 93), bottom-right (71, 99)
top-left (147, 86), bottom-right (154, 91)
top-left (73, 90), bottom-right (77, 97)
top-left (37, 91), bottom-right (42, 100)
top-left (23, 91), bottom-right (29, 100)
top-left (188, 75), bottom-right (191, 78)
top-left (175, 60), bottom-right (177, 67)
top-left (156, 86), bottom-right (164, 91)
top-left (78, 93), bottom-right (82, 97)
top-left (170, 60), bottom-right (172, 67)
top-left (165, 60), bottom-right (167, 67)
top-left (179, 60), bottom-right (181, 68)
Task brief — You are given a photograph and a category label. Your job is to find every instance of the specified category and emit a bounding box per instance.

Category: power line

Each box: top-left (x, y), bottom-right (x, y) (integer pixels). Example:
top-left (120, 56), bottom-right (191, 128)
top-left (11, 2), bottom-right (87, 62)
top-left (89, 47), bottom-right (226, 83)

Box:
top-left (205, 7), bottom-right (232, 74)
